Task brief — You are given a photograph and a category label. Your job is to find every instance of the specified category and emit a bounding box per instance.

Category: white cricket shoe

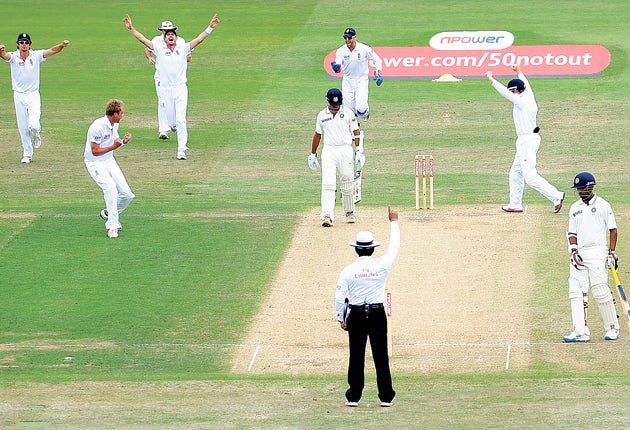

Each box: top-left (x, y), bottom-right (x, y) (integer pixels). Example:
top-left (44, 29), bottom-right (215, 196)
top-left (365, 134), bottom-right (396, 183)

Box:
top-left (346, 212), bottom-right (356, 223)
top-left (380, 401), bottom-right (394, 407)
top-left (177, 151), bottom-right (187, 160)
top-left (107, 228), bottom-right (119, 238)
top-left (322, 215), bottom-right (333, 227)
top-left (345, 400), bottom-right (359, 407)
top-left (21, 156), bottom-right (32, 164)
top-left (604, 328), bottom-right (619, 340)
top-left (158, 132), bottom-right (169, 140)
top-left (563, 331), bottom-right (590, 343)
top-left (100, 209), bottom-right (109, 220)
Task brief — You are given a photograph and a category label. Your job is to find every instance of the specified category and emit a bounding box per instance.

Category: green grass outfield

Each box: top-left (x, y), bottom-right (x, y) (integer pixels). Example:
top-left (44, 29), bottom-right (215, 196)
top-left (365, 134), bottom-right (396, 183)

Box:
top-left (1, 0), bottom-right (629, 427)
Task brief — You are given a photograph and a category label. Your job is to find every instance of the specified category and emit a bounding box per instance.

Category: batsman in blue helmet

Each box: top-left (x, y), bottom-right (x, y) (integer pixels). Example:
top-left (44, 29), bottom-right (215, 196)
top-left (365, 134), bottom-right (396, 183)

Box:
top-left (563, 172), bottom-right (620, 342)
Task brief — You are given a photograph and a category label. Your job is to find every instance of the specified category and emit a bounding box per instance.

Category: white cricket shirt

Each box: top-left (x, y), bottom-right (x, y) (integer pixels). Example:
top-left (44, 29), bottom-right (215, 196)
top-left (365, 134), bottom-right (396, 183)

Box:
top-left (568, 194), bottom-right (617, 249)
top-left (334, 41), bottom-right (382, 80)
top-left (6, 49), bottom-right (46, 93)
top-left (315, 105), bottom-right (360, 146)
top-left (492, 73), bottom-right (538, 137)
top-left (84, 116), bottom-right (119, 162)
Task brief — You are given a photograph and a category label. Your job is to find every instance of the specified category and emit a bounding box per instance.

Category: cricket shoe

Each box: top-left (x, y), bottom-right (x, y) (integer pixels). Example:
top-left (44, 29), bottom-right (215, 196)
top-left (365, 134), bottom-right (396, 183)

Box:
top-left (502, 205), bottom-right (523, 213)
top-left (554, 192), bottom-right (565, 213)
top-left (346, 212), bottom-right (356, 223)
top-left (107, 228), bottom-right (119, 239)
top-left (345, 400), bottom-right (359, 407)
top-left (176, 151), bottom-right (187, 160)
top-left (158, 132), bottom-right (169, 140)
top-left (100, 209), bottom-right (109, 220)
top-left (562, 330), bottom-right (590, 343)
top-left (604, 328), bottom-right (619, 340)
top-left (322, 215), bottom-right (333, 227)
top-left (21, 156), bottom-right (32, 164)
top-left (380, 401), bottom-right (394, 407)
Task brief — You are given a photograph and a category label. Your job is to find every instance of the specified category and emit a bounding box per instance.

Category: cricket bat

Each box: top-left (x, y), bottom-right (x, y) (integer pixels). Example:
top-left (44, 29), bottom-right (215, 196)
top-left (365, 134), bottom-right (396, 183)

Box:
top-left (611, 265), bottom-right (630, 333)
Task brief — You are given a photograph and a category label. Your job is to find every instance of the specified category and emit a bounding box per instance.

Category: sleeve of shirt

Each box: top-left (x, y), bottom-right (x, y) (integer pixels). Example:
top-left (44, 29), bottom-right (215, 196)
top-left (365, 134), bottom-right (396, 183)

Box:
top-left (605, 203), bottom-right (618, 230)
top-left (335, 271), bottom-right (349, 321)
top-left (315, 111), bottom-right (323, 134)
top-left (334, 47), bottom-right (342, 65)
top-left (517, 72), bottom-right (531, 91)
top-left (368, 47), bottom-right (383, 71)
top-left (492, 80), bottom-right (519, 103)
top-left (377, 221), bottom-right (401, 270)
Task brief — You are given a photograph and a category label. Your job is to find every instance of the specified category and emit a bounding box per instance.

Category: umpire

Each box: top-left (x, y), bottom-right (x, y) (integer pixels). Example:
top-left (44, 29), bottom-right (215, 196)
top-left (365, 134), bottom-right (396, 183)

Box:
top-left (335, 206), bottom-right (400, 407)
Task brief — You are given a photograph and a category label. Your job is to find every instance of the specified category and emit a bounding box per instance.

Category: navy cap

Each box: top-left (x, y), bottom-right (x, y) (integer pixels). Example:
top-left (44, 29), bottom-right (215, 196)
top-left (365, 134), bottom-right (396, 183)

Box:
top-left (17, 33), bottom-right (31, 43)
top-left (507, 78), bottom-right (525, 92)
top-left (343, 27), bottom-right (356, 37)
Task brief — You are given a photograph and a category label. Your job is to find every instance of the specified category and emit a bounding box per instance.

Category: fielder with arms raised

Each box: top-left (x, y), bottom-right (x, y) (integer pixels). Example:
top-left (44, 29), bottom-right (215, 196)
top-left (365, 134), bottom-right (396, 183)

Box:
top-left (564, 172), bottom-right (619, 342)
top-left (123, 13), bottom-right (219, 160)
top-left (335, 206), bottom-right (400, 408)
top-left (486, 65), bottom-right (565, 214)
top-left (309, 88), bottom-right (364, 227)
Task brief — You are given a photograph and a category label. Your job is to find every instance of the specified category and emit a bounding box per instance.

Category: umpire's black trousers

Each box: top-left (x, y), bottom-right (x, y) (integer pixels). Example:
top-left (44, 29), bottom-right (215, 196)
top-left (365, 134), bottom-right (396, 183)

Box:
top-left (346, 304), bottom-right (395, 403)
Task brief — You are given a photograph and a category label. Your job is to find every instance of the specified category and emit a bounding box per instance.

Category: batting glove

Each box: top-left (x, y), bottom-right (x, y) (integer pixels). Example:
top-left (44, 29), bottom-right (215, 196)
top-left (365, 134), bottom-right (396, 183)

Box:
top-left (606, 250), bottom-right (619, 270)
top-left (374, 72), bottom-right (383, 86)
top-left (308, 153), bottom-right (320, 171)
top-left (570, 250), bottom-right (585, 270)
top-left (355, 146), bottom-right (365, 172)
top-left (331, 61), bottom-right (341, 73)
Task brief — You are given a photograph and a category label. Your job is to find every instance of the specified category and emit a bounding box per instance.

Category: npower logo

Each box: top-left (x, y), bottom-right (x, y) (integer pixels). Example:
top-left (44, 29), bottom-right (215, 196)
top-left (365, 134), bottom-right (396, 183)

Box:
top-left (430, 31), bottom-right (514, 51)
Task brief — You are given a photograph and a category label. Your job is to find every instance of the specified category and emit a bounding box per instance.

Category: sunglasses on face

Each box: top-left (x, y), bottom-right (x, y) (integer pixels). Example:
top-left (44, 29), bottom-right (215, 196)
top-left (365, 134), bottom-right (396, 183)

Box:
top-left (18, 41), bottom-right (30, 45)
top-left (343, 35), bottom-right (354, 40)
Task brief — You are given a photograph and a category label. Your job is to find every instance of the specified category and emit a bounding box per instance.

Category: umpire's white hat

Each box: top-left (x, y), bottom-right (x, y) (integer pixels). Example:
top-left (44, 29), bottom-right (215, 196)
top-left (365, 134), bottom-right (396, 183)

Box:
top-left (349, 231), bottom-right (381, 248)
top-left (158, 21), bottom-right (178, 31)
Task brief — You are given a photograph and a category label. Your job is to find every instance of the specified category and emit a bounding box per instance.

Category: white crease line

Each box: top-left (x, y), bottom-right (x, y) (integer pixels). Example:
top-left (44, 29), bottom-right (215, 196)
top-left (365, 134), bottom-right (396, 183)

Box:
top-left (247, 345), bottom-right (260, 373)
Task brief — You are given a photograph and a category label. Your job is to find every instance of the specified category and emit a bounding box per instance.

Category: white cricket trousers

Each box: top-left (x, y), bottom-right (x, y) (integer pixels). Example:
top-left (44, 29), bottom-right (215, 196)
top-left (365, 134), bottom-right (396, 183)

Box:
top-left (13, 91), bottom-right (41, 157)
top-left (508, 133), bottom-right (563, 209)
top-left (342, 76), bottom-right (369, 117)
top-left (321, 144), bottom-right (354, 221)
top-left (160, 83), bottom-right (189, 151)
top-left (85, 158), bottom-right (135, 230)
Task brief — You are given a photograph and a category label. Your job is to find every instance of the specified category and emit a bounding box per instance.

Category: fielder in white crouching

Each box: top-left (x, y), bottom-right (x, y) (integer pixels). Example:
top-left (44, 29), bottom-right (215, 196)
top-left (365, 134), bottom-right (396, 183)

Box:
top-left (144, 21), bottom-right (192, 141)
top-left (0, 33), bottom-right (70, 164)
top-left (331, 27), bottom-right (383, 122)
top-left (84, 100), bottom-right (135, 239)
top-left (564, 172), bottom-right (619, 342)
top-left (309, 88), bottom-right (364, 227)
top-left (124, 13), bottom-right (220, 160)
top-left (486, 65), bottom-right (565, 214)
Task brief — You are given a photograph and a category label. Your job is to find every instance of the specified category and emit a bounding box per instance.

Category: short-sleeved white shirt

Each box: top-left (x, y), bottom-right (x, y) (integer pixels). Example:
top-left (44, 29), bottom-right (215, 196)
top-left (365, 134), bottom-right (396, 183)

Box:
top-left (153, 39), bottom-right (192, 86)
top-left (84, 116), bottom-right (119, 163)
top-left (5, 49), bottom-right (46, 93)
top-left (568, 194), bottom-right (617, 249)
top-left (334, 41), bottom-right (382, 80)
top-left (150, 35), bottom-right (186, 81)
top-left (315, 105), bottom-right (360, 146)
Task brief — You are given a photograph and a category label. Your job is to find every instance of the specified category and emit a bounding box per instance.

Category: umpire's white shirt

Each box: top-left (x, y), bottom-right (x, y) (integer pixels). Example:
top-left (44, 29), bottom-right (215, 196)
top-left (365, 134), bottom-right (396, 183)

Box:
top-left (335, 221), bottom-right (401, 320)
top-left (6, 49), bottom-right (45, 93)
top-left (568, 194), bottom-right (617, 249)
top-left (84, 116), bottom-right (119, 162)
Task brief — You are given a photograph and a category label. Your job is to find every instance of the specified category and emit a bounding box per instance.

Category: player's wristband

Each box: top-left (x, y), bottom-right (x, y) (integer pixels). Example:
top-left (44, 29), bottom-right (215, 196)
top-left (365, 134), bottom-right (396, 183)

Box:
top-left (205, 26), bottom-right (213, 34)
top-left (121, 138), bottom-right (128, 145)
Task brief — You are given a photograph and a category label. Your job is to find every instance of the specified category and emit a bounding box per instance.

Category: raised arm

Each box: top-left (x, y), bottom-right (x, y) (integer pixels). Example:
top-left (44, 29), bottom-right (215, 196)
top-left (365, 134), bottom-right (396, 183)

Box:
top-left (123, 15), bottom-right (154, 50)
top-left (43, 40), bottom-right (70, 58)
top-left (0, 44), bottom-right (10, 61)
top-left (189, 14), bottom-right (220, 49)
